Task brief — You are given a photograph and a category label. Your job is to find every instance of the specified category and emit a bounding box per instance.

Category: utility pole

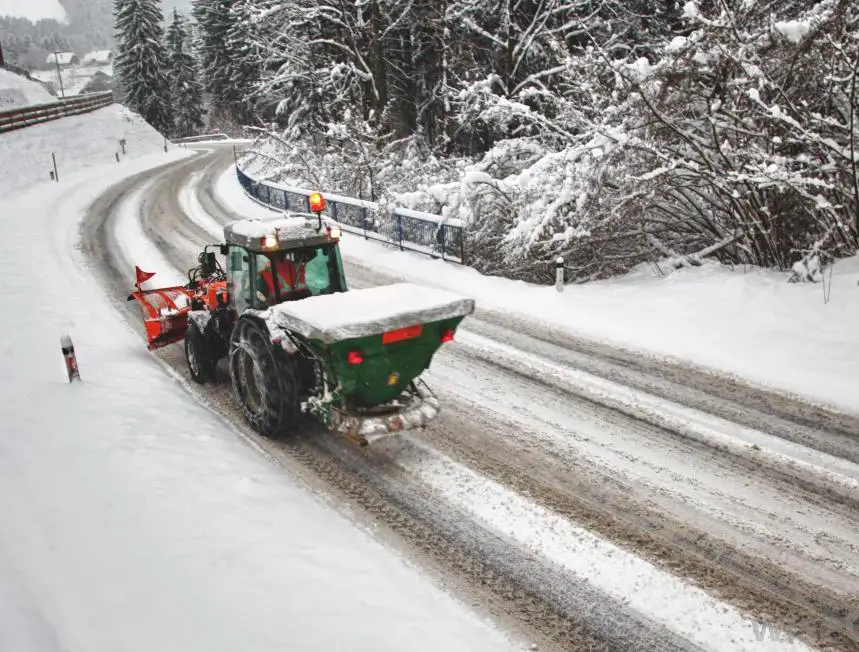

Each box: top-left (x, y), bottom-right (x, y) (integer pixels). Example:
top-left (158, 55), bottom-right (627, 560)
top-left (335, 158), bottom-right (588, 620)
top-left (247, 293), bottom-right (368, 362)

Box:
top-left (0, 25), bottom-right (8, 70)
top-left (53, 51), bottom-right (65, 99)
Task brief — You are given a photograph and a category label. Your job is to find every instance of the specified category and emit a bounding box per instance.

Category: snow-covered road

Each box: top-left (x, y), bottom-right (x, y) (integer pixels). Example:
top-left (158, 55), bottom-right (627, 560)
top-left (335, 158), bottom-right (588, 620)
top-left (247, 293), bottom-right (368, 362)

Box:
top-left (76, 144), bottom-right (859, 651)
top-left (0, 144), bottom-right (520, 652)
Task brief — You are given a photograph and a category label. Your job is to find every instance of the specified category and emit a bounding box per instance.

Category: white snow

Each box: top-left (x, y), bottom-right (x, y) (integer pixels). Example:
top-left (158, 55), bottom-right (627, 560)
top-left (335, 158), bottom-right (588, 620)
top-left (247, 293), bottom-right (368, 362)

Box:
top-left (666, 36), bottom-right (688, 52)
top-left (0, 103), bottom-right (168, 197)
top-left (392, 441), bottom-right (815, 652)
top-left (225, 215), bottom-right (317, 239)
top-left (0, 143), bottom-right (515, 650)
top-left (218, 165), bottom-right (859, 414)
top-left (775, 20), bottom-right (811, 44)
top-left (178, 170), bottom-right (230, 238)
top-left (0, 0), bottom-right (67, 23)
top-left (0, 69), bottom-right (55, 111)
top-left (270, 282), bottom-right (475, 343)
top-left (106, 161), bottom-right (824, 650)
top-left (29, 63), bottom-right (114, 98)
top-left (682, 0), bottom-right (699, 20)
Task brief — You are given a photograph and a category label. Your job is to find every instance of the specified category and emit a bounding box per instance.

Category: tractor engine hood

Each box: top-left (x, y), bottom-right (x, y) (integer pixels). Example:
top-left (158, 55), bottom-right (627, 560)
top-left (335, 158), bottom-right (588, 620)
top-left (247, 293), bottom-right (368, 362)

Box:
top-left (267, 282), bottom-right (475, 344)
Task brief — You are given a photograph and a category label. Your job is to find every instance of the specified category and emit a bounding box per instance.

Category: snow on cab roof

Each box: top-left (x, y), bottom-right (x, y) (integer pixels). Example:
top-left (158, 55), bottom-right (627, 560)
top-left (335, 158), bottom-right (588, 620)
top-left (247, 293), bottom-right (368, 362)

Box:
top-left (225, 216), bottom-right (313, 238)
top-left (223, 215), bottom-right (335, 250)
top-left (269, 283), bottom-right (475, 343)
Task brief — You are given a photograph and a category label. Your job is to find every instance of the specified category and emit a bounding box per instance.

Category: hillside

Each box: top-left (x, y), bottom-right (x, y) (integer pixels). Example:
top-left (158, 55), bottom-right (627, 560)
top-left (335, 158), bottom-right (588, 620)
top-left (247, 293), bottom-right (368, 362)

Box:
top-left (0, 68), bottom-right (55, 109)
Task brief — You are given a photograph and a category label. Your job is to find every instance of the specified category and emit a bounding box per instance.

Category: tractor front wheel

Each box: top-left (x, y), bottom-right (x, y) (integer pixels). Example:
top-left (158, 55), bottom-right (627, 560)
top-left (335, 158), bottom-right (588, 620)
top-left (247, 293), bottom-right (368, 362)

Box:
top-left (228, 317), bottom-right (301, 438)
top-left (185, 319), bottom-right (215, 384)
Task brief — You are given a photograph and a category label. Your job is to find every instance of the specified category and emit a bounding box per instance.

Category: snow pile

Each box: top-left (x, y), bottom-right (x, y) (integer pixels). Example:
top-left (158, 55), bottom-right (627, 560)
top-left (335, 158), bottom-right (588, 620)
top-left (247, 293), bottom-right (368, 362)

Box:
top-left (0, 144), bottom-right (515, 652)
top-left (0, 103), bottom-right (168, 197)
top-left (0, 69), bottom-right (55, 110)
top-left (269, 282), bottom-right (475, 342)
top-left (0, 0), bottom-right (67, 23)
top-left (217, 166), bottom-right (859, 414)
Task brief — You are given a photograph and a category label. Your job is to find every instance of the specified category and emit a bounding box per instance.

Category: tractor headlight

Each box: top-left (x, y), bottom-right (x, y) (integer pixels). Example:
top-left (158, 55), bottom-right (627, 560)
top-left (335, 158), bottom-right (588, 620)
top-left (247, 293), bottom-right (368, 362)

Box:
top-left (327, 227), bottom-right (341, 239)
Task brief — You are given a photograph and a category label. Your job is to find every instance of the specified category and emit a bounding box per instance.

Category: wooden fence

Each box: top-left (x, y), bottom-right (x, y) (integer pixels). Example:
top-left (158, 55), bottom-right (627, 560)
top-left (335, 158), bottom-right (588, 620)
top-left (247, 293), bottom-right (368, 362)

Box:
top-left (0, 92), bottom-right (114, 134)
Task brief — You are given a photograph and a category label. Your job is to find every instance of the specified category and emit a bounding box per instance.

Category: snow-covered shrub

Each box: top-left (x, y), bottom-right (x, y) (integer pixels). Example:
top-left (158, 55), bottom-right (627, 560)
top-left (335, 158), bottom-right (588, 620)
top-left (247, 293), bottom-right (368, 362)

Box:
top-left (610, 0), bottom-right (859, 273)
top-left (240, 0), bottom-right (859, 284)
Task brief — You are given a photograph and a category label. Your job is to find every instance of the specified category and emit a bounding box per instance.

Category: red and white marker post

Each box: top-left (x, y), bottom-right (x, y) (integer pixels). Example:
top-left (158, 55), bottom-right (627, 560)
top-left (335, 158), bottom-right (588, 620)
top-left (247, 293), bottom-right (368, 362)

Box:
top-left (61, 334), bottom-right (81, 383)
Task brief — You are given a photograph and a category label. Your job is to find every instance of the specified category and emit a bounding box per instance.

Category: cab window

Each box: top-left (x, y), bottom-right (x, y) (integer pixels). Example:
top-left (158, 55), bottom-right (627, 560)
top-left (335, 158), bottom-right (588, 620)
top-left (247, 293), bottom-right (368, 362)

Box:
top-left (255, 245), bottom-right (342, 306)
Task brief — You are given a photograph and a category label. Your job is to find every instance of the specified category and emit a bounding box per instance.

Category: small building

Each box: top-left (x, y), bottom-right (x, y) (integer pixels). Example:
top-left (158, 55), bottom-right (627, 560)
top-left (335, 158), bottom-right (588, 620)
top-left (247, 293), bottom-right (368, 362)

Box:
top-left (46, 52), bottom-right (79, 67)
top-left (82, 50), bottom-right (112, 66)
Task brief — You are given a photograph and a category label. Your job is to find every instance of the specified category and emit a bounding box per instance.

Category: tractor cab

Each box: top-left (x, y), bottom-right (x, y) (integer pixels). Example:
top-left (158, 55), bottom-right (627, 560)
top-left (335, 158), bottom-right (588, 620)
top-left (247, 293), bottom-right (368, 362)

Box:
top-left (128, 191), bottom-right (345, 351)
top-left (220, 215), bottom-right (347, 315)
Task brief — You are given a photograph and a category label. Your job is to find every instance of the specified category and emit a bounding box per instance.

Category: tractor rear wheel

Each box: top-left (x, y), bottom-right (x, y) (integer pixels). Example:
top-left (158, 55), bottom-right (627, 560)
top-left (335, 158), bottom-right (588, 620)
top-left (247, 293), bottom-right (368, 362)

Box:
top-left (185, 319), bottom-right (215, 384)
top-left (228, 317), bottom-right (301, 438)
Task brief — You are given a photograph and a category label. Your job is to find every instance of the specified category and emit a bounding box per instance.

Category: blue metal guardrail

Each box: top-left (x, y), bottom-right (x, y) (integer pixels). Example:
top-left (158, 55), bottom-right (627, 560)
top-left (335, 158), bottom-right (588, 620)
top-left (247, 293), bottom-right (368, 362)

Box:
top-left (235, 166), bottom-right (466, 264)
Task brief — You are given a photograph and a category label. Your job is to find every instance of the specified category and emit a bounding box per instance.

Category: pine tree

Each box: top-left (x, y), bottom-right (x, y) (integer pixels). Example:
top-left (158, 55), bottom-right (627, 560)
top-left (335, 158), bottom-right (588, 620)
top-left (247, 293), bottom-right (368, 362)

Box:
top-left (113, 0), bottom-right (173, 134)
top-left (192, 0), bottom-right (259, 126)
top-left (165, 10), bottom-right (206, 138)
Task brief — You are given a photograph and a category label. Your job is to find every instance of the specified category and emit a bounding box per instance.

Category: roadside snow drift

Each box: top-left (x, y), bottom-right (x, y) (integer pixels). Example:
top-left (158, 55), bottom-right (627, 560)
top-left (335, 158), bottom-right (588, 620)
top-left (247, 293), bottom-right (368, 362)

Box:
top-left (0, 159), bottom-right (515, 648)
top-left (0, 69), bottom-right (55, 111)
top-left (218, 166), bottom-right (859, 413)
top-left (0, 103), bottom-right (167, 197)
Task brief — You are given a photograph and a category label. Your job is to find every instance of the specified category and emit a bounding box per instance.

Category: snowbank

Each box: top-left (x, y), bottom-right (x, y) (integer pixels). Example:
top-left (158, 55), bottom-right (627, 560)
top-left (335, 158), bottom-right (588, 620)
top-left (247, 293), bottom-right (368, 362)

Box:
top-left (0, 103), bottom-right (168, 197)
top-left (0, 153), bottom-right (514, 649)
top-left (0, 68), bottom-right (55, 111)
top-left (0, 0), bottom-right (67, 23)
top-left (217, 166), bottom-right (859, 414)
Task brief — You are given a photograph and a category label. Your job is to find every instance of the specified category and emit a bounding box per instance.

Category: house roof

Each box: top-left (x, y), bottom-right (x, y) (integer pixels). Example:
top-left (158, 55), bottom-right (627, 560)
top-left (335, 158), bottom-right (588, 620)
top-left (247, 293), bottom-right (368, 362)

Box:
top-left (82, 50), bottom-right (112, 64)
top-left (46, 52), bottom-right (78, 65)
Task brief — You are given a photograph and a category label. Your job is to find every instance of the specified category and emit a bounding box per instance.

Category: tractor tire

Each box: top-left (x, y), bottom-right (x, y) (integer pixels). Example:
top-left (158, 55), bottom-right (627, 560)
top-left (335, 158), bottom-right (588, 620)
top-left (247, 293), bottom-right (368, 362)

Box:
top-left (228, 317), bottom-right (301, 438)
top-left (185, 319), bottom-right (216, 384)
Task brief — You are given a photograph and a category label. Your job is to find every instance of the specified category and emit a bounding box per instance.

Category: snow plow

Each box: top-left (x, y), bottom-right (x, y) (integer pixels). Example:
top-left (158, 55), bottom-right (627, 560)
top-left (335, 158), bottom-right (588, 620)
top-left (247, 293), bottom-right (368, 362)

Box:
top-left (127, 195), bottom-right (474, 445)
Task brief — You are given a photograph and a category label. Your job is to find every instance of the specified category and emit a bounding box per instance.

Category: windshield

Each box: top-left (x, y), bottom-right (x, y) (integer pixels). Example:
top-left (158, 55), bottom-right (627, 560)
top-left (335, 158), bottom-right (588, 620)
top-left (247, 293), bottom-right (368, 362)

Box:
top-left (254, 245), bottom-right (342, 307)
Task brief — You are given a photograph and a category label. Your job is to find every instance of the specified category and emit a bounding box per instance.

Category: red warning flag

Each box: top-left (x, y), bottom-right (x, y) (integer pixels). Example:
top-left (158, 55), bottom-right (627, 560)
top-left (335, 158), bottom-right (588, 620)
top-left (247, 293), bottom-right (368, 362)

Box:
top-left (135, 266), bottom-right (156, 287)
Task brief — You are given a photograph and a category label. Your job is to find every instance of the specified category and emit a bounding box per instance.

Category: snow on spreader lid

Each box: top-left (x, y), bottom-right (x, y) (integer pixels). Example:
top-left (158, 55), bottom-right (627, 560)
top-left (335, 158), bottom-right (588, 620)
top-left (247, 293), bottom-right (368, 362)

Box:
top-left (269, 283), bottom-right (476, 343)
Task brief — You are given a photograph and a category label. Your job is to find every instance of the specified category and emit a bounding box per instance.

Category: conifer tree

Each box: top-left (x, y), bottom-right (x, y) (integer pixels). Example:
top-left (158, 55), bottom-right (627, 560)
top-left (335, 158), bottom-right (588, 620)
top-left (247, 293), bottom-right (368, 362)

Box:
top-left (113, 0), bottom-right (172, 134)
top-left (192, 0), bottom-right (259, 126)
top-left (165, 10), bottom-right (205, 138)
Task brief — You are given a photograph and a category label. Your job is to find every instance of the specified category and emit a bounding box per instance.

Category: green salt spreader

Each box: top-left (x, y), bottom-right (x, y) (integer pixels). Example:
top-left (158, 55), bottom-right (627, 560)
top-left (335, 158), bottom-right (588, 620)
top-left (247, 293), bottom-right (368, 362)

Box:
top-left (130, 196), bottom-right (474, 446)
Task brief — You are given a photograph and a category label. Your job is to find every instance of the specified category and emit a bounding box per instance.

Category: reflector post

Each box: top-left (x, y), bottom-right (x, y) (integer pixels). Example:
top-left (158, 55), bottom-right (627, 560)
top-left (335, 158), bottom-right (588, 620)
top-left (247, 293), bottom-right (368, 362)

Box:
top-left (382, 324), bottom-right (423, 345)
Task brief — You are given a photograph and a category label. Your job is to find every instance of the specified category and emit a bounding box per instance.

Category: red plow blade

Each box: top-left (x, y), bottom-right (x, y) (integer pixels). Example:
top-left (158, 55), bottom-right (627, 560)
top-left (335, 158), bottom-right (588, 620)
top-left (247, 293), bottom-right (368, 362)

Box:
top-left (127, 286), bottom-right (194, 350)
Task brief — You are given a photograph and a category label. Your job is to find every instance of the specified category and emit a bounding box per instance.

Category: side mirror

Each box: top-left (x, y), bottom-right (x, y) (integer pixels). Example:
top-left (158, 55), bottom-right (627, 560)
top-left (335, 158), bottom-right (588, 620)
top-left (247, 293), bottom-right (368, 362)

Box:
top-left (220, 244), bottom-right (229, 256)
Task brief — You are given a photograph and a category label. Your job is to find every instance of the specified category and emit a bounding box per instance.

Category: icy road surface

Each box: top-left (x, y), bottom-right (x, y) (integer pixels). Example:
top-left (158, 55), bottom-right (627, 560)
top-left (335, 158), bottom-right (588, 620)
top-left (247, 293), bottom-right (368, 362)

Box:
top-left (76, 144), bottom-right (859, 651)
top-left (0, 149), bottom-right (520, 651)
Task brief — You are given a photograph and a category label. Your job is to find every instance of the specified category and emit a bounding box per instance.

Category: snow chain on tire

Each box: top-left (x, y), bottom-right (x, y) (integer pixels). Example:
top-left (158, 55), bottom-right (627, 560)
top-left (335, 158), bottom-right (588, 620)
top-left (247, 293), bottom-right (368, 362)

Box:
top-left (228, 317), bottom-right (301, 438)
top-left (185, 319), bottom-right (215, 384)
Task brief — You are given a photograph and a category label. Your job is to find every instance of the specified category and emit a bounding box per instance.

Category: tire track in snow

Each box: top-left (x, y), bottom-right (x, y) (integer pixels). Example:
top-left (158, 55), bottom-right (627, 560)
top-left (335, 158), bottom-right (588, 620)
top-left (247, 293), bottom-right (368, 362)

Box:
top-left (79, 150), bottom-right (688, 652)
top-left (82, 148), bottom-right (859, 652)
top-left (194, 148), bottom-right (859, 651)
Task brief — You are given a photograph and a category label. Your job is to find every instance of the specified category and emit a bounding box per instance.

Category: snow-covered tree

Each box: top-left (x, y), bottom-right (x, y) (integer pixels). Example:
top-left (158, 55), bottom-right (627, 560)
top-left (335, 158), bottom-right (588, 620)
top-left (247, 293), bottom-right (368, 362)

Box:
top-left (192, 0), bottom-right (261, 127)
top-left (239, 0), bottom-right (859, 282)
top-left (113, 0), bottom-right (173, 134)
top-left (165, 10), bottom-right (206, 138)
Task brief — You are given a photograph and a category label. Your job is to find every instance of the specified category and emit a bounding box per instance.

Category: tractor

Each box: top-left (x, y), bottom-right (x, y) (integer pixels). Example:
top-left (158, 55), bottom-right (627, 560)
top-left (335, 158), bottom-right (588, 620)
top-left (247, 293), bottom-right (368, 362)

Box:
top-left (127, 193), bottom-right (475, 445)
